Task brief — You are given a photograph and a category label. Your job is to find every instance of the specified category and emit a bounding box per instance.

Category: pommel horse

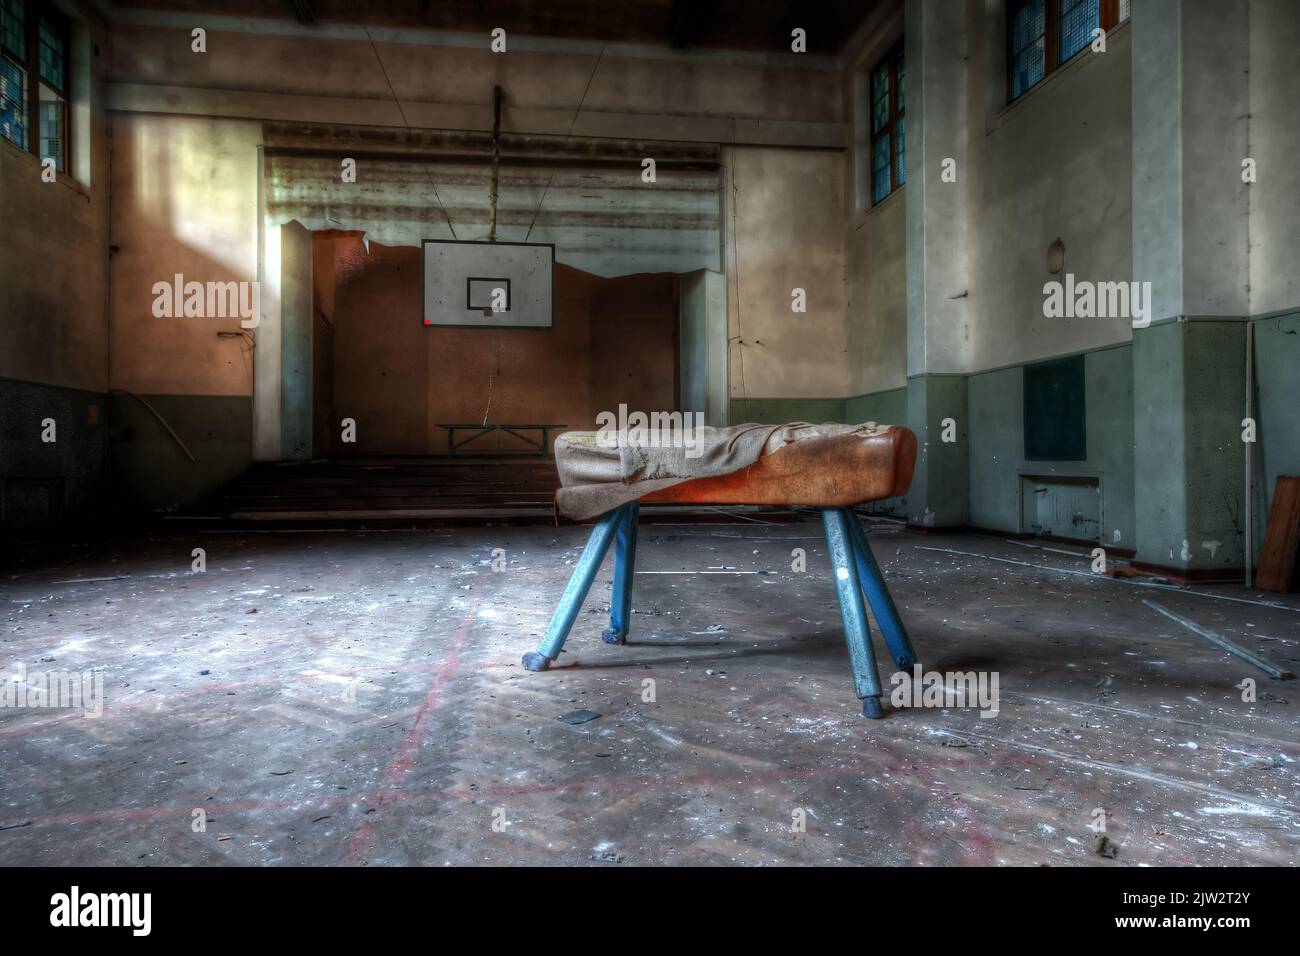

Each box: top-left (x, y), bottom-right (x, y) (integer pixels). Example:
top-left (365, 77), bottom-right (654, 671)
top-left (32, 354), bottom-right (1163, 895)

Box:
top-left (522, 426), bottom-right (919, 718)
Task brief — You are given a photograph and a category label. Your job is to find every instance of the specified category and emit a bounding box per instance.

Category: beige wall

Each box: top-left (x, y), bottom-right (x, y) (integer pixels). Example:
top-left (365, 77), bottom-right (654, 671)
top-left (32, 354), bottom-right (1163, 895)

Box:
top-left (724, 146), bottom-right (850, 399)
top-left (0, 2), bottom-right (110, 394)
top-left (107, 114), bottom-right (261, 397)
top-left (841, 1), bottom-right (1298, 391)
top-left (41, 5), bottom-right (1159, 425)
top-left (100, 13), bottom-right (856, 427)
top-left (108, 12), bottom-right (843, 147)
top-left (0, 146), bottom-right (108, 392)
top-left (842, 6), bottom-right (908, 399)
top-left (109, 20), bottom-right (842, 123)
top-left (963, 5), bottom-right (1133, 373)
top-left (1249, 0), bottom-right (1300, 316)
top-left (846, 191), bottom-right (907, 395)
top-left (840, 2), bottom-right (1134, 395)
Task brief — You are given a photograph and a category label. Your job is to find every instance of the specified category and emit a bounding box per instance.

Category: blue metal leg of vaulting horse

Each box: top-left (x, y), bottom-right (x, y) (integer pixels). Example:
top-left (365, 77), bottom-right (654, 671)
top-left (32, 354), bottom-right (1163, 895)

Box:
top-left (522, 504), bottom-right (629, 671)
top-left (602, 502), bottom-right (639, 644)
top-left (821, 508), bottom-right (885, 718)
top-left (845, 511), bottom-right (918, 670)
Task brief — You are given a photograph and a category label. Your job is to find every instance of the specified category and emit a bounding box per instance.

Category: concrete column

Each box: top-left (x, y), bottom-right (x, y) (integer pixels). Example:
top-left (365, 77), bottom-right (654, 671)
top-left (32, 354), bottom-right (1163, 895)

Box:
top-left (253, 148), bottom-right (281, 462)
top-left (279, 221), bottom-right (314, 460)
top-left (903, 0), bottom-right (970, 527)
top-left (1131, 0), bottom-right (1250, 575)
top-left (904, 373), bottom-right (969, 529)
top-left (679, 269), bottom-right (729, 427)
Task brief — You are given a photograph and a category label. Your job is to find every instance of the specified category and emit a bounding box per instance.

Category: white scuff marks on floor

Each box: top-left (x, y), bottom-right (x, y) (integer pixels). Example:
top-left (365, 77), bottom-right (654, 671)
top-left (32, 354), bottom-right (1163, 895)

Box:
top-left (1197, 802), bottom-right (1287, 818)
top-left (781, 715), bottom-right (845, 741)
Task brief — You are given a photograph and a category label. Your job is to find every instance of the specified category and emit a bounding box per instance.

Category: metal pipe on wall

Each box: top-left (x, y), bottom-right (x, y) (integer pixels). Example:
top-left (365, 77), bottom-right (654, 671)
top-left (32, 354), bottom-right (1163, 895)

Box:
top-left (1245, 320), bottom-right (1254, 588)
top-left (488, 85), bottom-right (503, 242)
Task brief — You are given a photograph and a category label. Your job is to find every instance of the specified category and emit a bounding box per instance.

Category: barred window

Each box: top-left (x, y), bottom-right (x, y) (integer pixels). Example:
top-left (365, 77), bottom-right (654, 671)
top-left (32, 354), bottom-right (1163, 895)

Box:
top-left (0, 0), bottom-right (69, 171)
top-left (869, 42), bottom-right (904, 206)
top-left (1008, 0), bottom-right (1126, 103)
top-left (0, 0), bottom-right (26, 150)
top-left (1008, 0), bottom-right (1046, 100)
top-left (1059, 0), bottom-right (1100, 63)
top-left (0, 52), bottom-right (25, 150)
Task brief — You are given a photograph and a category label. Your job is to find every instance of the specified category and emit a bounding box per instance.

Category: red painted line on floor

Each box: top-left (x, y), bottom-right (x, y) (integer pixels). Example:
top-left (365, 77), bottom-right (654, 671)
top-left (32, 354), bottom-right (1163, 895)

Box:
top-left (0, 649), bottom-right (515, 742)
top-left (0, 759), bottom-right (891, 834)
top-left (868, 736), bottom-right (998, 866)
top-left (337, 602), bottom-right (479, 867)
top-left (0, 694), bottom-right (1131, 868)
top-left (951, 796), bottom-right (995, 866)
top-left (0, 734), bottom-right (1113, 867)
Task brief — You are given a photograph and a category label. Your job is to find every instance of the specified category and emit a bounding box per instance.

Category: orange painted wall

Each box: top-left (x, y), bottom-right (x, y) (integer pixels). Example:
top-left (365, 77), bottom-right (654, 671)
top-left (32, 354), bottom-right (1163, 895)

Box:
top-left (313, 235), bottom-right (679, 455)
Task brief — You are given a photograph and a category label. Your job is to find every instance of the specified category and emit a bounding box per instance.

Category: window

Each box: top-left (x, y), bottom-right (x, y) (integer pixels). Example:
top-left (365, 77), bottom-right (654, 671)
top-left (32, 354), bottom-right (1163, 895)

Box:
top-left (0, 0), bottom-right (69, 170)
top-left (1007, 0), bottom-right (1127, 103)
top-left (0, 0), bottom-right (26, 150)
top-left (869, 41), bottom-right (904, 206)
top-left (1008, 0), bottom-right (1046, 100)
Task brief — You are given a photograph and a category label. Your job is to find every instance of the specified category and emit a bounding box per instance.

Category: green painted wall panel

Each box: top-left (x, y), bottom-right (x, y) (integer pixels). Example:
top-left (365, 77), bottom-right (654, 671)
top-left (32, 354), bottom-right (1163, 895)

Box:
top-left (967, 344), bottom-right (1135, 546)
top-left (844, 387), bottom-right (908, 425)
top-left (1183, 322), bottom-right (1246, 569)
top-left (1132, 322), bottom-right (1188, 564)
top-left (0, 377), bottom-right (108, 528)
top-left (720, 318), bottom-right (1299, 567)
top-left (1134, 321), bottom-right (1247, 570)
top-left (906, 374), bottom-right (969, 527)
top-left (729, 388), bottom-right (909, 427)
top-left (109, 394), bottom-right (253, 512)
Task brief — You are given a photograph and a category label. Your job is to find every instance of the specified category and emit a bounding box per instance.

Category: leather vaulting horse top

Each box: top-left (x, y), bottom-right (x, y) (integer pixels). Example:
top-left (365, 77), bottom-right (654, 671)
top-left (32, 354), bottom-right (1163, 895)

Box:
top-left (553, 422), bottom-right (918, 520)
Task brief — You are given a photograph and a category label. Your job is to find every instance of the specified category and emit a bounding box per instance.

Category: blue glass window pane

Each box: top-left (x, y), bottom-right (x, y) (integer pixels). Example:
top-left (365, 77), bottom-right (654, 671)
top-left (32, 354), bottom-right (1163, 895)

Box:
top-left (1010, 0), bottom-right (1045, 55)
top-left (896, 118), bottom-right (905, 186)
top-left (870, 64), bottom-right (889, 133)
top-left (1009, 0), bottom-right (1045, 98)
top-left (897, 53), bottom-right (905, 113)
top-left (1011, 39), bottom-right (1044, 98)
top-left (0, 55), bottom-right (25, 150)
top-left (38, 17), bottom-right (65, 89)
top-left (0, 0), bottom-right (24, 59)
top-left (871, 64), bottom-right (888, 104)
top-left (1060, 0), bottom-right (1099, 63)
top-left (40, 98), bottom-right (61, 169)
top-left (871, 135), bottom-right (891, 202)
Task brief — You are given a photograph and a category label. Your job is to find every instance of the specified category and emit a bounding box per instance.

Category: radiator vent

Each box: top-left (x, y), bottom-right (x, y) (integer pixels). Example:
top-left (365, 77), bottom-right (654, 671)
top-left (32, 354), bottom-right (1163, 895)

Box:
top-left (1019, 475), bottom-right (1101, 542)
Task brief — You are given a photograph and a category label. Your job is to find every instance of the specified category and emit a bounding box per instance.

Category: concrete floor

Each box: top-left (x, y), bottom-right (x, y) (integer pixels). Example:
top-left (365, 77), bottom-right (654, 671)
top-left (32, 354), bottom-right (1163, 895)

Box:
top-left (1, 517), bottom-right (1297, 866)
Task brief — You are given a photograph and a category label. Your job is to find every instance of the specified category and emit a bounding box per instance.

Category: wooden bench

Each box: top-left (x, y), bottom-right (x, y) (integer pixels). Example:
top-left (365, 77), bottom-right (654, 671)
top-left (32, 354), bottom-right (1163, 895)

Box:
top-left (437, 423), bottom-right (568, 457)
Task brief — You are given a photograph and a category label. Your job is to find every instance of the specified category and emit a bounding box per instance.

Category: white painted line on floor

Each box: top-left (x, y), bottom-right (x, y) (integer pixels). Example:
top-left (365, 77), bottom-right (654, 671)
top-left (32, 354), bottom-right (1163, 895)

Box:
top-left (916, 546), bottom-right (1300, 613)
top-left (934, 727), bottom-right (1300, 818)
top-left (1005, 691), bottom-right (1299, 747)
